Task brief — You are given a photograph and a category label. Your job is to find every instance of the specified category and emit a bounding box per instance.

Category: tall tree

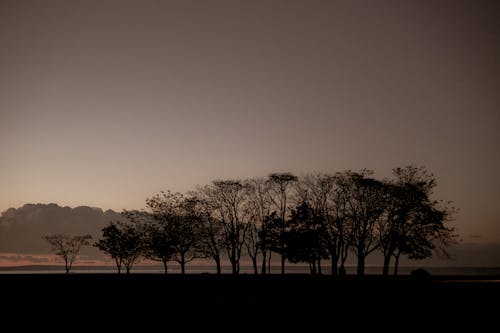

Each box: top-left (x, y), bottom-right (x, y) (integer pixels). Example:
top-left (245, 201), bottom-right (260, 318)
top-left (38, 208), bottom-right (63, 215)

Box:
top-left (189, 193), bottom-right (225, 274)
top-left (298, 173), bottom-right (351, 275)
top-left (43, 234), bottom-right (92, 274)
top-left (200, 180), bottom-right (250, 274)
top-left (344, 170), bottom-right (387, 275)
top-left (246, 178), bottom-right (273, 274)
top-left (245, 222), bottom-right (260, 274)
top-left (268, 172), bottom-right (298, 274)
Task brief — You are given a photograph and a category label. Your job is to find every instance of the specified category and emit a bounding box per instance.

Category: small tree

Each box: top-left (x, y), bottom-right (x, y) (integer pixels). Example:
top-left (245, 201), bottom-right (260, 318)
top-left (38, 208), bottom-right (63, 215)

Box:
top-left (43, 234), bottom-right (92, 274)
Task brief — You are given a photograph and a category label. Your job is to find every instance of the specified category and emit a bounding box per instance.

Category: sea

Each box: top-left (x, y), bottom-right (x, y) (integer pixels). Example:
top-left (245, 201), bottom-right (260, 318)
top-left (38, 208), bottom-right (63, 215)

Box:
top-left (1, 264), bottom-right (499, 275)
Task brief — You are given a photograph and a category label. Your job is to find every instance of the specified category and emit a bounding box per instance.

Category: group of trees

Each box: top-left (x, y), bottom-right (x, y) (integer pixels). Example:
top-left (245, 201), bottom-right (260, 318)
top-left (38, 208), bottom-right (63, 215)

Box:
top-left (91, 166), bottom-right (457, 275)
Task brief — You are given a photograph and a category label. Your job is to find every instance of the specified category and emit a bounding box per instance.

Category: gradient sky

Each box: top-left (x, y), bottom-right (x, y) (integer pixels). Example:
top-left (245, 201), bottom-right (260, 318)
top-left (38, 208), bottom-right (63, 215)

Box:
top-left (1, 0), bottom-right (499, 243)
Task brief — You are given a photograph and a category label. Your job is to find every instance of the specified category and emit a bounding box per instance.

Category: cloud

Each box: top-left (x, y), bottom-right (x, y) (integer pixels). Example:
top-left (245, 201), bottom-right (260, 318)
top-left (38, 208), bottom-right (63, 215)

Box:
top-left (0, 203), bottom-right (124, 254)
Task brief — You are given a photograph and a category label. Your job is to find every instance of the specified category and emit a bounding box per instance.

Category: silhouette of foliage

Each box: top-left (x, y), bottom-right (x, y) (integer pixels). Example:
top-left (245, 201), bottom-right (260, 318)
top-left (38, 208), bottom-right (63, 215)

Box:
top-left (199, 180), bottom-right (250, 274)
top-left (95, 221), bottom-right (143, 274)
top-left (143, 222), bottom-right (175, 274)
top-left (43, 234), bottom-right (92, 274)
top-left (146, 192), bottom-right (201, 274)
top-left (285, 202), bottom-right (329, 274)
top-left (90, 165), bottom-right (457, 276)
top-left (297, 173), bottom-right (350, 275)
top-left (268, 172), bottom-right (298, 274)
top-left (188, 193), bottom-right (225, 274)
top-left (246, 177), bottom-right (274, 274)
top-left (343, 170), bottom-right (387, 275)
top-left (379, 166), bottom-right (457, 275)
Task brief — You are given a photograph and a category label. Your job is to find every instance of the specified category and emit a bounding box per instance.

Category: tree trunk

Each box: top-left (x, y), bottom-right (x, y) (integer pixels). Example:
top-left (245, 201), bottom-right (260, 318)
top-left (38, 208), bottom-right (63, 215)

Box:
top-left (126, 266), bottom-right (131, 274)
top-left (339, 264), bottom-right (346, 276)
top-left (115, 259), bottom-right (121, 274)
top-left (317, 259), bottom-right (322, 275)
top-left (180, 255), bottom-right (186, 274)
top-left (281, 254), bottom-right (285, 274)
top-left (231, 245), bottom-right (238, 274)
top-left (331, 256), bottom-right (338, 276)
top-left (261, 249), bottom-right (267, 275)
top-left (231, 260), bottom-right (236, 274)
top-left (357, 251), bottom-right (365, 276)
top-left (252, 256), bottom-right (258, 274)
top-left (214, 255), bottom-right (221, 275)
top-left (394, 253), bottom-right (401, 276)
top-left (162, 260), bottom-right (168, 274)
top-left (382, 254), bottom-right (391, 276)
top-left (267, 250), bottom-right (272, 274)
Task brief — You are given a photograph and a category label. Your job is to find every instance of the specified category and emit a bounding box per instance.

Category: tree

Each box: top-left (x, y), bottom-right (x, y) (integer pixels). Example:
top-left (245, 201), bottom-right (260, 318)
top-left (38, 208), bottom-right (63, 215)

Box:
top-left (121, 210), bottom-right (175, 273)
top-left (344, 170), bottom-right (387, 275)
top-left (172, 198), bottom-right (202, 274)
top-left (394, 200), bottom-right (456, 275)
top-left (143, 222), bottom-right (175, 274)
top-left (298, 173), bottom-right (351, 275)
top-left (200, 180), bottom-right (250, 274)
top-left (189, 193), bottom-right (225, 274)
top-left (245, 177), bottom-right (273, 274)
top-left (285, 202), bottom-right (329, 274)
top-left (146, 192), bottom-right (201, 274)
top-left (378, 166), bottom-right (457, 275)
top-left (268, 172), bottom-right (298, 274)
top-left (245, 222), bottom-right (260, 274)
top-left (43, 234), bottom-right (92, 274)
top-left (95, 221), bottom-right (144, 274)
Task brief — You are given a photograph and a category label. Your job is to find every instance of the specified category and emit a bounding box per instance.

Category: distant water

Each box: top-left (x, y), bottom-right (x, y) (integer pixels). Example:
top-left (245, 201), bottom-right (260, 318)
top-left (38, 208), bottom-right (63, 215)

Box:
top-left (1, 265), bottom-right (500, 275)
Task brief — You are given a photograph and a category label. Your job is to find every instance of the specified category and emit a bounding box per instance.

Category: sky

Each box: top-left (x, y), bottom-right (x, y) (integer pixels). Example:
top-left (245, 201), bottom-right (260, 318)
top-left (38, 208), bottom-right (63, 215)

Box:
top-left (1, 0), bottom-right (499, 243)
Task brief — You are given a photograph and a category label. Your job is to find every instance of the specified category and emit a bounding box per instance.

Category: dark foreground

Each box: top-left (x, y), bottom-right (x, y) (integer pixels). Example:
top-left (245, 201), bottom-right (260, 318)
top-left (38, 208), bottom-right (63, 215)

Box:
top-left (1, 274), bottom-right (498, 327)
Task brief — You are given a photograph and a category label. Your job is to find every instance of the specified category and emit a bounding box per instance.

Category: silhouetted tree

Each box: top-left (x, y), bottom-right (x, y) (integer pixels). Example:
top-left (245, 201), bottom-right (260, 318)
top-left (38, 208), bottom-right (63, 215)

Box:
top-left (246, 178), bottom-right (273, 274)
top-left (200, 180), bottom-right (250, 274)
top-left (298, 173), bottom-right (352, 275)
top-left (343, 170), bottom-right (387, 275)
top-left (394, 201), bottom-right (456, 275)
top-left (268, 172), bottom-right (298, 274)
top-left (143, 222), bottom-right (175, 274)
top-left (146, 192), bottom-right (201, 274)
top-left (379, 166), bottom-right (457, 275)
top-left (43, 234), bottom-right (92, 274)
top-left (172, 198), bottom-right (202, 274)
top-left (245, 222), bottom-right (260, 274)
top-left (285, 202), bottom-right (329, 274)
top-left (189, 193), bottom-right (225, 274)
top-left (95, 221), bottom-right (143, 274)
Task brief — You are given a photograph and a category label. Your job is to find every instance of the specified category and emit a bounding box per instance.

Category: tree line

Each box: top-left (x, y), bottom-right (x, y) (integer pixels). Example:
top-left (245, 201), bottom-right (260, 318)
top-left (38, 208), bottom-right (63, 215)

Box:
top-left (45, 166), bottom-right (457, 275)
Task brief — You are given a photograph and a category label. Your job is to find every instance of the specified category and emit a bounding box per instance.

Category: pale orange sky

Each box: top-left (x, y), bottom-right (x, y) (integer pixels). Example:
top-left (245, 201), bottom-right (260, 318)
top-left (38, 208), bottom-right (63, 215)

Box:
top-left (1, 0), bottom-right (499, 243)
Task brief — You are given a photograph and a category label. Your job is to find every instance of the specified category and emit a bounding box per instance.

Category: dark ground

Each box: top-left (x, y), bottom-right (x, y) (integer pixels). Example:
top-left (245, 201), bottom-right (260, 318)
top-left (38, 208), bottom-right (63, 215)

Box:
top-left (0, 274), bottom-right (498, 328)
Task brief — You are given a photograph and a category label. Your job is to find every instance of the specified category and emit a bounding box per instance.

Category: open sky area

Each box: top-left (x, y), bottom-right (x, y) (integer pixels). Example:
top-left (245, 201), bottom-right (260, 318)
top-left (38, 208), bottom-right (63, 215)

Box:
top-left (1, 0), bottom-right (499, 244)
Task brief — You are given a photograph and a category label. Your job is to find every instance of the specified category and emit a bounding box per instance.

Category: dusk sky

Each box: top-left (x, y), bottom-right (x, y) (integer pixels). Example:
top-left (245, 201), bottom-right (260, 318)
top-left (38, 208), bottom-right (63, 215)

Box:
top-left (1, 0), bottom-right (499, 243)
